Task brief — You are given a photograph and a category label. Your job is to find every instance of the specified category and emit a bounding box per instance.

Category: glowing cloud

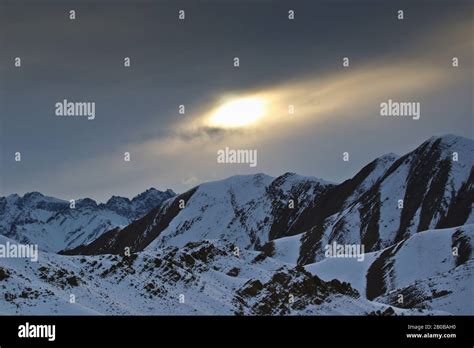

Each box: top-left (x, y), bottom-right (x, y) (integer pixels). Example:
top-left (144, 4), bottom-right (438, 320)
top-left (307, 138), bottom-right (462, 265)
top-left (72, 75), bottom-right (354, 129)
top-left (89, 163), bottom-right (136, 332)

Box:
top-left (207, 97), bottom-right (267, 129)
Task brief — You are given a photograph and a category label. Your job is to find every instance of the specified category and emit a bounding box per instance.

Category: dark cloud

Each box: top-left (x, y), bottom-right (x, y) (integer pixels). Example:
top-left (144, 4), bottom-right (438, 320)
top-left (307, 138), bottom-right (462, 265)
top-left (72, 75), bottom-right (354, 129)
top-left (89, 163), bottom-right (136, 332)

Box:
top-left (1, 0), bottom-right (472, 201)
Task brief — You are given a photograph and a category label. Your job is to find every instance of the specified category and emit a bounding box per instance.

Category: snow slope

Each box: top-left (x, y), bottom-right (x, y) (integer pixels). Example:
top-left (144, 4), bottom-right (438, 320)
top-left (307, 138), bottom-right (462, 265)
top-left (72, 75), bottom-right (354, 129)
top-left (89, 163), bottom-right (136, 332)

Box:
top-left (0, 235), bottom-right (439, 315)
top-left (305, 250), bottom-right (379, 295)
top-left (304, 224), bottom-right (473, 314)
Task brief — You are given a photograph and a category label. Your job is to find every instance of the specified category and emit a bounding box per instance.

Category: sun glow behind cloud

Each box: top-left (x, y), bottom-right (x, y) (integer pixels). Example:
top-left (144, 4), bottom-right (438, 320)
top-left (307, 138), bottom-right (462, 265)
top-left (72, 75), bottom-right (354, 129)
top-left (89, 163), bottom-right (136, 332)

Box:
top-left (35, 16), bottom-right (471, 201)
top-left (207, 97), bottom-right (267, 129)
top-left (197, 63), bottom-right (445, 135)
top-left (45, 58), bottom-right (468, 200)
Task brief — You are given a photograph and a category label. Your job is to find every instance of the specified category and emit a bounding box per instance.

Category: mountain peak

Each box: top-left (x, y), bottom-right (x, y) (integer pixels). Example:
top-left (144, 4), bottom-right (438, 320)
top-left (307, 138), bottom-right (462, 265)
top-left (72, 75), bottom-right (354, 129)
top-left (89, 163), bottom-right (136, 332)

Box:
top-left (76, 198), bottom-right (98, 208)
top-left (424, 133), bottom-right (473, 147)
top-left (18, 191), bottom-right (66, 206)
top-left (22, 191), bottom-right (44, 199)
top-left (412, 134), bottom-right (473, 163)
top-left (131, 187), bottom-right (175, 203)
top-left (106, 195), bottom-right (131, 205)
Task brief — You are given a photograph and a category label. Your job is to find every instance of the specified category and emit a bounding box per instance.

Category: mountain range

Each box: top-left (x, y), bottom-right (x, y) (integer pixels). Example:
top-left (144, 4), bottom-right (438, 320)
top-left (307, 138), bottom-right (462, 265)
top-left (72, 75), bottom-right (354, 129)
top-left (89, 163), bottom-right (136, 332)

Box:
top-left (0, 134), bottom-right (472, 315)
top-left (0, 188), bottom-right (175, 252)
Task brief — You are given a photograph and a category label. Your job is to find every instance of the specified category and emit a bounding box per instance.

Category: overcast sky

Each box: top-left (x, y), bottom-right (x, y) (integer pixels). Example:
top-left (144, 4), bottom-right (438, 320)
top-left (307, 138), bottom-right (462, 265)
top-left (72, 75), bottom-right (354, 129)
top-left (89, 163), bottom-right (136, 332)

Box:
top-left (1, 0), bottom-right (473, 201)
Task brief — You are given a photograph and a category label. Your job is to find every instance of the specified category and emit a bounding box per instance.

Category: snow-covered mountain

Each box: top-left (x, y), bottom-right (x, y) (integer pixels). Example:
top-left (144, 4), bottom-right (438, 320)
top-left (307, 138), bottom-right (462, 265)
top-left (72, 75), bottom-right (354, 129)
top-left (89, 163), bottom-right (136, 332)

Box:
top-left (0, 234), bottom-right (442, 315)
top-left (0, 188), bottom-right (175, 252)
top-left (63, 173), bottom-right (334, 255)
top-left (67, 135), bottom-right (473, 264)
top-left (0, 134), bottom-right (472, 315)
top-left (305, 224), bottom-right (473, 315)
top-left (265, 134), bottom-right (473, 265)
